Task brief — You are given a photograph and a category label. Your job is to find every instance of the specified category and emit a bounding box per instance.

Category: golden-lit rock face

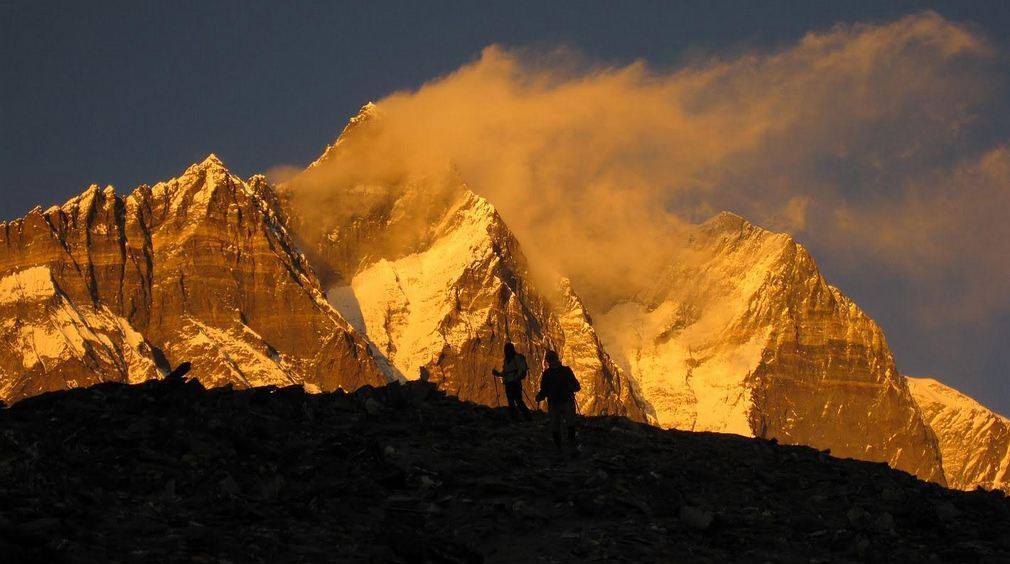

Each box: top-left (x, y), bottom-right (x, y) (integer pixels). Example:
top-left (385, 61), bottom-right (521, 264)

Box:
top-left (286, 179), bottom-right (649, 421)
top-left (908, 377), bottom-right (1010, 493)
top-left (0, 156), bottom-right (385, 402)
top-left (275, 105), bottom-right (649, 421)
top-left (742, 230), bottom-right (946, 484)
top-left (595, 212), bottom-right (946, 484)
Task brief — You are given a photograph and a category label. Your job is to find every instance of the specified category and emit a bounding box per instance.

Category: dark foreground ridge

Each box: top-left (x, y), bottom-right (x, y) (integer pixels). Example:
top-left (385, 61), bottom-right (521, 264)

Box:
top-left (1, 379), bottom-right (1009, 563)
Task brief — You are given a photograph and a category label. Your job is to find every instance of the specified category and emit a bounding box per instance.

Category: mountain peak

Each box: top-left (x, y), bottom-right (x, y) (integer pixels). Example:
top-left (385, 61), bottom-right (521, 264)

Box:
top-left (349, 102), bottom-right (378, 126)
top-left (305, 102), bottom-right (381, 171)
top-left (701, 210), bottom-right (751, 233)
top-left (197, 153), bottom-right (227, 170)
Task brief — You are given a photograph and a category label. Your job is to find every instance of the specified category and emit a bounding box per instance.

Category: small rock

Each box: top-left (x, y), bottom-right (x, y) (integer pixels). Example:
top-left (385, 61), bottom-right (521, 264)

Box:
top-left (365, 398), bottom-right (384, 415)
top-left (934, 501), bottom-right (961, 522)
top-left (220, 475), bottom-right (241, 496)
top-left (874, 512), bottom-right (894, 532)
top-left (846, 506), bottom-right (869, 527)
top-left (679, 506), bottom-right (714, 530)
top-left (881, 487), bottom-right (902, 502)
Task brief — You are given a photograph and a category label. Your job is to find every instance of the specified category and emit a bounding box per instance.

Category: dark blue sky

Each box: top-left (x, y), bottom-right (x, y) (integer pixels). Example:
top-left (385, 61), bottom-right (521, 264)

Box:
top-left (4, 0), bottom-right (1008, 215)
top-left (3, 1), bottom-right (1009, 413)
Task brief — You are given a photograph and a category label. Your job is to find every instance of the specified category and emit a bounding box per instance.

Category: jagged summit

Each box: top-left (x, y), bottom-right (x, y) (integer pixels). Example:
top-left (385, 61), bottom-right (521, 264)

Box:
top-left (0, 156), bottom-right (385, 402)
top-left (701, 209), bottom-right (750, 231)
top-left (198, 152), bottom-right (225, 168)
top-left (596, 213), bottom-right (946, 483)
top-left (306, 102), bottom-right (381, 170)
top-left (349, 101), bottom-right (378, 125)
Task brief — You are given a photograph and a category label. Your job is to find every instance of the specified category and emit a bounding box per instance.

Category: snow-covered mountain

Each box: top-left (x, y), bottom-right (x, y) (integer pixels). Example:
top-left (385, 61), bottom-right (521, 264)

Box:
top-left (3, 103), bottom-right (1009, 493)
top-left (594, 211), bottom-right (946, 483)
top-left (281, 116), bottom-right (647, 419)
top-left (908, 377), bottom-right (1010, 492)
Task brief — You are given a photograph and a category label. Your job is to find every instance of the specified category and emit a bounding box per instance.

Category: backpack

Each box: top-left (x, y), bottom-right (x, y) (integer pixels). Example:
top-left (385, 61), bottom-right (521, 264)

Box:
top-left (516, 354), bottom-right (528, 380)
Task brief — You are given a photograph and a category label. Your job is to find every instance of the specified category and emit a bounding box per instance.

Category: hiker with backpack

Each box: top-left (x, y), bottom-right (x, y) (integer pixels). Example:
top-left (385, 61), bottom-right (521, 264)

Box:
top-left (492, 341), bottom-right (533, 421)
top-left (535, 349), bottom-right (581, 456)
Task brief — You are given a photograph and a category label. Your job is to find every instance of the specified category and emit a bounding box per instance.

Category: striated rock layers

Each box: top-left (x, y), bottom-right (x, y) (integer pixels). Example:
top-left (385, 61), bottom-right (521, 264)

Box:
top-left (0, 156), bottom-right (384, 403)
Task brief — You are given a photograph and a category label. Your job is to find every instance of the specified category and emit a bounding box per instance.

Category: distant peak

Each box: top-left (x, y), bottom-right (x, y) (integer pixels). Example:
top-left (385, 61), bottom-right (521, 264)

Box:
top-left (350, 102), bottom-right (378, 125)
top-left (304, 102), bottom-right (381, 171)
top-left (704, 210), bottom-right (749, 229)
top-left (200, 153), bottom-right (225, 168)
top-left (181, 153), bottom-right (233, 178)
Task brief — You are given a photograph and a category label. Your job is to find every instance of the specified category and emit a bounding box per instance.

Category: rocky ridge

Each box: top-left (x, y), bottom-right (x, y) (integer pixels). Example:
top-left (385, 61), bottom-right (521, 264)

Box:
top-left (909, 377), bottom-right (1010, 492)
top-left (0, 155), bottom-right (384, 402)
top-left (1, 379), bottom-right (1008, 563)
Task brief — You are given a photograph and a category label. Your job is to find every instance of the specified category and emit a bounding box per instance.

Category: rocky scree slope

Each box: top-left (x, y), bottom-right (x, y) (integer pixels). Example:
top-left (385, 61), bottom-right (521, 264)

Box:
top-left (1, 379), bottom-right (1008, 563)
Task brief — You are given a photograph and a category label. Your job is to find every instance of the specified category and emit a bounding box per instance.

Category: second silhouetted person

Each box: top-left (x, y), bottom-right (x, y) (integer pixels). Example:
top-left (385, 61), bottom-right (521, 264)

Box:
top-left (536, 349), bottom-right (581, 456)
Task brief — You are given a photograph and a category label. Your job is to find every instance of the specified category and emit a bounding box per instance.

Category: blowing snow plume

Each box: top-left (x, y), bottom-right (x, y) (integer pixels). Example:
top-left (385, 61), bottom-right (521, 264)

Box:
top-left (285, 11), bottom-right (1008, 317)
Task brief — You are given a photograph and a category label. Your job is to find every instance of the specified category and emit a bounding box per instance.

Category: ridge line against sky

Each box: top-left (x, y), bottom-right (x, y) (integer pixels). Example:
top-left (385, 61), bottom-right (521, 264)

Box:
top-left (2, 1), bottom-right (1009, 415)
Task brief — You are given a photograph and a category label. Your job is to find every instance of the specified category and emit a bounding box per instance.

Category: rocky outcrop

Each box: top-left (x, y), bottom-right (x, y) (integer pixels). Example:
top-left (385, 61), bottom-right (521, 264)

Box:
top-left (596, 212), bottom-right (946, 483)
top-left (0, 156), bottom-right (385, 402)
top-left (554, 278), bottom-right (649, 419)
top-left (909, 377), bottom-right (1010, 493)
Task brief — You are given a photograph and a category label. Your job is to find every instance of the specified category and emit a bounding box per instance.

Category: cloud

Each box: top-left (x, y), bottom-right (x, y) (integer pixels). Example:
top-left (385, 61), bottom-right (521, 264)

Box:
top-left (287, 11), bottom-right (1007, 326)
top-left (829, 146), bottom-right (1010, 325)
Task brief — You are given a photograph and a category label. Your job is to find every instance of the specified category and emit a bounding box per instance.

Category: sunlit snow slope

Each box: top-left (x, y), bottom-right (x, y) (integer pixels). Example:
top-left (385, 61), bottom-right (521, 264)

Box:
top-left (909, 377), bottom-right (1010, 493)
top-left (595, 212), bottom-right (946, 483)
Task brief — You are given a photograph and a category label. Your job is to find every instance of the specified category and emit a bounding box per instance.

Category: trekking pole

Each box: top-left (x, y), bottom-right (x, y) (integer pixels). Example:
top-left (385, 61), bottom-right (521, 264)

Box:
top-left (521, 385), bottom-right (534, 411)
top-left (490, 372), bottom-right (501, 407)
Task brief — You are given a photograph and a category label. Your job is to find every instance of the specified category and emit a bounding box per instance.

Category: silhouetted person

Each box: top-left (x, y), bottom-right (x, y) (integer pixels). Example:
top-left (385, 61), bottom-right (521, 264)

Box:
top-left (536, 349), bottom-right (581, 456)
top-left (492, 342), bottom-right (532, 421)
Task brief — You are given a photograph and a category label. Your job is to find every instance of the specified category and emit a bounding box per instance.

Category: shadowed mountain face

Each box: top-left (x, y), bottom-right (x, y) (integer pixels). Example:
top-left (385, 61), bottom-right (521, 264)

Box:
top-left (1, 379), bottom-right (1008, 563)
top-left (1, 106), bottom-right (1007, 492)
